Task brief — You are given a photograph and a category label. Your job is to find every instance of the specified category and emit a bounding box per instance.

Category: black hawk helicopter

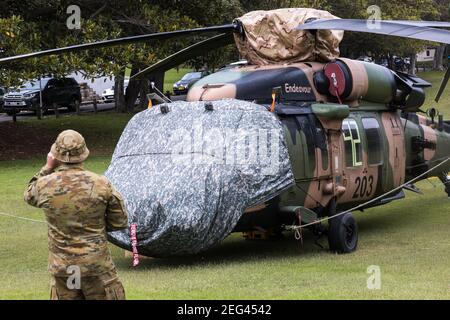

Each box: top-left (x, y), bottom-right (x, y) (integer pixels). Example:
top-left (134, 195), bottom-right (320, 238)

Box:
top-left (2, 8), bottom-right (449, 257)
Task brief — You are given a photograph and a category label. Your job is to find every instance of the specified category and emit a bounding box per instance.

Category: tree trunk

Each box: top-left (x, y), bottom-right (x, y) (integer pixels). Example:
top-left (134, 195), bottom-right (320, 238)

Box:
top-left (433, 44), bottom-right (446, 71)
top-left (125, 66), bottom-right (141, 113)
top-left (387, 52), bottom-right (394, 70)
top-left (408, 53), bottom-right (416, 75)
top-left (114, 71), bottom-right (126, 113)
top-left (139, 78), bottom-right (150, 110)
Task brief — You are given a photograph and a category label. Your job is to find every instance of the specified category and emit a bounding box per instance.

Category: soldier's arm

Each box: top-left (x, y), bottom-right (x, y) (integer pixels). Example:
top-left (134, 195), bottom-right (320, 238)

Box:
top-left (23, 165), bottom-right (54, 207)
top-left (105, 183), bottom-right (129, 231)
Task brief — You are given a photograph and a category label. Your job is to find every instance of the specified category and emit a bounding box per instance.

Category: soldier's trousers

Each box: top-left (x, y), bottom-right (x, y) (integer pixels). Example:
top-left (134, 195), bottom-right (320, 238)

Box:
top-left (50, 270), bottom-right (126, 300)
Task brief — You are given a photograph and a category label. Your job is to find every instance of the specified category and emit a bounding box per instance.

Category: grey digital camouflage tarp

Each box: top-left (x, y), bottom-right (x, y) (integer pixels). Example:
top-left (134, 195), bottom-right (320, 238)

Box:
top-left (105, 99), bottom-right (294, 257)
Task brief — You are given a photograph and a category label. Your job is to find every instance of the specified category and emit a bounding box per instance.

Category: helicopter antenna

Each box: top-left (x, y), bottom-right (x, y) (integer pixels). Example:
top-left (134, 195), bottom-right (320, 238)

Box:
top-left (150, 82), bottom-right (172, 103)
top-left (435, 66), bottom-right (450, 103)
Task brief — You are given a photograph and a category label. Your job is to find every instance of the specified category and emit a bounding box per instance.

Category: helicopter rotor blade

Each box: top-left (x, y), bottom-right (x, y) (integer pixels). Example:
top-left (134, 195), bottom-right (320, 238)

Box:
top-left (435, 66), bottom-right (450, 103)
top-left (381, 20), bottom-right (450, 28)
top-left (297, 19), bottom-right (450, 44)
top-left (132, 33), bottom-right (234, 80)
top-left (0, 24), bottom-right (237, 65)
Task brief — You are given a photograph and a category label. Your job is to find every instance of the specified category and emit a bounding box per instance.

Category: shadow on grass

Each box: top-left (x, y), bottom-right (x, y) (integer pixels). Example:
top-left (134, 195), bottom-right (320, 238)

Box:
top-left (115, 231), bottom-right (326, 272)
top-left (355, 191), bottom-right (441, 234)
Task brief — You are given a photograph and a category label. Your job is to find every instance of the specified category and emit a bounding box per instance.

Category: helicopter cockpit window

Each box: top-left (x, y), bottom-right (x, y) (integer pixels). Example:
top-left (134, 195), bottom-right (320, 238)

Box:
top-left (362, 117), bottom-right (383, 165)
top-left (342, 119), bottom-right (363, 167)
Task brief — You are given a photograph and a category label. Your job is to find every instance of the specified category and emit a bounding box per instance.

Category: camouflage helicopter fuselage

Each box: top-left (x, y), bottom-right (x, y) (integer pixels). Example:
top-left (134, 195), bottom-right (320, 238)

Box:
top-left (186, 59), bottom-right (450, 232)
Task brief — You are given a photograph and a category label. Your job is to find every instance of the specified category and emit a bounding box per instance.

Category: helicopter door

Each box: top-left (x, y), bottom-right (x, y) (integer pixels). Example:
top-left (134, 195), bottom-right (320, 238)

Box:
top-left (380, 112), bottom-right (406, 190)
top-left (338, 117), bottom-right (380, 204)
top-left (279, 114), bottom-right (333, 209)
top-left (339, 118), bottom-right (363, 204)
top-left (361, 116), bottom-right (384, 198)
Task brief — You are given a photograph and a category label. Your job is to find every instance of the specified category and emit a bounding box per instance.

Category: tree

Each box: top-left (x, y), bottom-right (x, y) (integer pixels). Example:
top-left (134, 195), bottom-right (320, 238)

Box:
top-left (0, 1), bottom-right (199, 111)
top-left (0, 0), bottom-right (247, 112)
top-left (430, 0), bottom-right (450, 70)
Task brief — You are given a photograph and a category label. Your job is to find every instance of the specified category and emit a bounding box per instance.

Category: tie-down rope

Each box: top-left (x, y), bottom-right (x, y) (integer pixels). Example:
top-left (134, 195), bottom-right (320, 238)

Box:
top-left (0, 210), bottom-right (46, 224)
top-left (289, 157), bottom-right (450, 235)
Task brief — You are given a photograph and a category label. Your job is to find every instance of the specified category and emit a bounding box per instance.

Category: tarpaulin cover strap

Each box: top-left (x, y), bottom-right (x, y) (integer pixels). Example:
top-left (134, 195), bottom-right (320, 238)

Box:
top-left (105, 99), bottom-right (294, 257)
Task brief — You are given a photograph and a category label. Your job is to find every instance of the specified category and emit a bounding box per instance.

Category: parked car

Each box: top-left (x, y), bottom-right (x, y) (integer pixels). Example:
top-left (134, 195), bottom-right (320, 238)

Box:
top-left (357, 56), bottom-right (374, 63)
top-left (101, 87), bottom-right (115, 103)
top-left (394, 56), bottom-right (409, 71)
top-left (101, 78), bottom-right (130, 103)
top-left (3, 77), bottom-right (81, 116)
top-left (0, 87), bottom-right (6, 111)
top-left (173, 71), bottom-right (210, 95)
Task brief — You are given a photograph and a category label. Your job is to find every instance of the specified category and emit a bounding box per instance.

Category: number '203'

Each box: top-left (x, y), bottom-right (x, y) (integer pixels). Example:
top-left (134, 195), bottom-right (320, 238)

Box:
top-left (352, 175), bottom-right (374, 199)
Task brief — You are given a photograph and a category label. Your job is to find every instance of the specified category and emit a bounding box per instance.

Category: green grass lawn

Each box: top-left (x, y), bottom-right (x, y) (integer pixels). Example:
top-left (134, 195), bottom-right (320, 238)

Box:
top-left (0, 156), bottom-right (449, 299)
top-left (21, 112), bottom-right (133, 156)
top-left (0, 71), bottom-right (449, 300)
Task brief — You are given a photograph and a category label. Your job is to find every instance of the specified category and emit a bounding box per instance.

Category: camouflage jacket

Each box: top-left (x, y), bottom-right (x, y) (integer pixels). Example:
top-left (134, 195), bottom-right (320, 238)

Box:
top-left (24, 163), bottom-right (128, 276)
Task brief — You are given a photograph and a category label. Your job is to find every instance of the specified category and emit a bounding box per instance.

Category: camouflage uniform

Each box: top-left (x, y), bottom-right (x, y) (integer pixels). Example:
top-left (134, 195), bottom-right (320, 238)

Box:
top-left (24, 130), bottom-right (128, 300)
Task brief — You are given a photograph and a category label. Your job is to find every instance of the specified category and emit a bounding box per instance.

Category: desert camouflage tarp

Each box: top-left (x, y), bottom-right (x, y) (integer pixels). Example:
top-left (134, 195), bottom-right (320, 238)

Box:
top-left (105, 99), bottom-right (294, 257)
top-left (234, 8), bottom-right (343, 65)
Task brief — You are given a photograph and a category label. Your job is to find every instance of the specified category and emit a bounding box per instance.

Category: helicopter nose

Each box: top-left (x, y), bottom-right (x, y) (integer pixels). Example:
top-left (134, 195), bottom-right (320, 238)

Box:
top-left (105, 99), bottom-right (294, 257)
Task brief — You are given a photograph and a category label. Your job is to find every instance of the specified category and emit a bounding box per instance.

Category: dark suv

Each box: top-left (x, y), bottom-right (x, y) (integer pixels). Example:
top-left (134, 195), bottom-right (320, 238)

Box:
top-left (3, 77), bottom-right (81, 115)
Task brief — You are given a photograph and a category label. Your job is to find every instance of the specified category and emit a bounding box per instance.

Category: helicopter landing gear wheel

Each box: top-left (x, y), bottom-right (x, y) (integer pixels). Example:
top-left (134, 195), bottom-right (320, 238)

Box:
top-left (328, 212), bottom-right (358, 253)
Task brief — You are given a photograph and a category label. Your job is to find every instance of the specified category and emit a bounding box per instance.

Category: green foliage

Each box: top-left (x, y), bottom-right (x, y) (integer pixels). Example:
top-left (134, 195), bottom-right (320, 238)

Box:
top-left (0, 16), bottom-right (42, 86)
top-left (333, 0), bottom-right (440, 58)
top-left (0, 0), bottom-right (447, 87)
top-left (0, 1), bottom-right (201, 85)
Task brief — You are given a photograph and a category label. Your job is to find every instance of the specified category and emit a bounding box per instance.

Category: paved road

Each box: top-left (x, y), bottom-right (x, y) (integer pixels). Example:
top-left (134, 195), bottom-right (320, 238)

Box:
top-left (0, 102), bottom-right (116, 123)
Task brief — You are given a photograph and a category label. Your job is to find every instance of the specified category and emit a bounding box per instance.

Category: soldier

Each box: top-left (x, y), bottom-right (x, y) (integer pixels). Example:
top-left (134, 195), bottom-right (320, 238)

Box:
top-left (24, 129), bottom-right (128, 300)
